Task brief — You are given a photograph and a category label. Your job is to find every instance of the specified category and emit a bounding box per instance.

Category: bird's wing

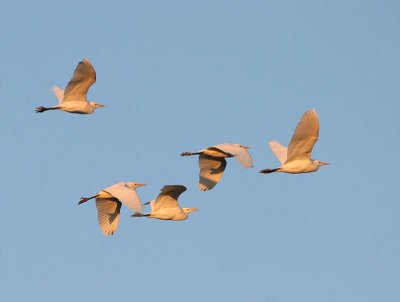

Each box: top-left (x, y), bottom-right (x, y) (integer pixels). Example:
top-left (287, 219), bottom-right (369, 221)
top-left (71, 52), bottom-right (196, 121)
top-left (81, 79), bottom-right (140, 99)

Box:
top-left (213, 144), bottom-right (253, 168)
top-left (152, 185), bottom-right (187, 211)
top-left (149, 200), bottom-right (156, 212)
top-left (51, 86), bottom-right (64, 104)
top-left (198, 154), bottom-right (227, 191)
top-left (142, 200), bottom-right (156, 212)
top-left (95, 198), bottom-right (121, 236)
top-left (268, 141), bottom-right (288, 164)
top-left (103, 183), bottom-right (143, 213)
top-left (286, 109), bottom-right (319, 162)
top-left (62, 58), bottom-right (96, 103)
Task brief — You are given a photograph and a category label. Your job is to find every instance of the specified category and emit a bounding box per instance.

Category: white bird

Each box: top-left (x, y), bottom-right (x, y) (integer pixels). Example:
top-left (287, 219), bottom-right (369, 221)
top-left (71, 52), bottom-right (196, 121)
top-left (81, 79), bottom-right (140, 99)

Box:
top-left (36, 58), bottom-right (104, 114)
top-left (79, 182), bottom-right (145, 235)
top-left (181, 143), bottom-right (253, 191)
top-left (132, 185), bottom-right (198, 221)
top-left (260, 109), bottom-right (329, 174)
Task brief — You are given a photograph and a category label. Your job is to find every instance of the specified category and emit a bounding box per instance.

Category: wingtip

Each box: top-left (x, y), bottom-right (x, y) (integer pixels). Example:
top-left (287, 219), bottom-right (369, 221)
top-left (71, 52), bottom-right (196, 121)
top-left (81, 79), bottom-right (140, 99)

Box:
top-left (199, 185), bottom-right (210, 192)
top-left (82, 57), bottom-right (91, 64)
top-left (308, 108), bottom-right (318, 116)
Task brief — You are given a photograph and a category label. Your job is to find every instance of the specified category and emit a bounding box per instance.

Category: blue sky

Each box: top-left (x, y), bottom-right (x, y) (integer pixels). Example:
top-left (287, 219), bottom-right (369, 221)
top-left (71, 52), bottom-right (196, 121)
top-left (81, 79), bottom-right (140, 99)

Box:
top-left (1, 1), bottom-right (399, 301)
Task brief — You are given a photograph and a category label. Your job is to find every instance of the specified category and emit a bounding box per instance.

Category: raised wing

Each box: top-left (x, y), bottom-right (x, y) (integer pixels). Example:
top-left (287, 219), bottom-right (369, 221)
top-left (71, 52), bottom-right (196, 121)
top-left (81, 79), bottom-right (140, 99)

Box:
top-left (103, 182), bottom-right (143, 213)
top-left (51, 86), bottom-right (64, 104)
top-left (213, 144), bottom-right (253, 168)
top-left (95, 198), bottom-right (121, 236)
top-left (142, 200), bottom-right (156, 212)
top-left (148, 200), bottom-right (156, 212)
top-left (286, 109), bottom-right (319, 162)
top-left (198, 154), bottom-right (227, 191)
top-left (153, 185), bottom-right (187, 211)
top-left (268, 141), bottom-right (288, 164)
top-left (62, 58), bottom-right (96, 103)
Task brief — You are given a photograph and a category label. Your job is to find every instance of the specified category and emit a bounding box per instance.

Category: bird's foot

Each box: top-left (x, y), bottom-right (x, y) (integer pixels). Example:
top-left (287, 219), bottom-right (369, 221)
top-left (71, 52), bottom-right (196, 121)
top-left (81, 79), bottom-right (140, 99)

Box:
top-left (35, 106), bottom-right (47, 113)
top-left (180, 152), bottom-right (192, 156)
top-left (131, 213), bottom-right (144, 217)
top-left (78, 197), bottom-right (90, 205)
top-left (259, 168), bottom-right (279, 174)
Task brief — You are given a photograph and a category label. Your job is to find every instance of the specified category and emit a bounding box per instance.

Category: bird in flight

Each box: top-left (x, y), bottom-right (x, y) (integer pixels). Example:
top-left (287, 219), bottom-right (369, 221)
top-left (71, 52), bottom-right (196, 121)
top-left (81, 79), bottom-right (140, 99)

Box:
top-left (260, 109), bottom-right (329, 174)
top-left (36, 58), bottom-right (104, 114)
top-left (132, 185), bottom-right (197, 221)
top-left (79, 182), bottom-right (145, 235)
top-left (181, 143), bottom-right (253, 191)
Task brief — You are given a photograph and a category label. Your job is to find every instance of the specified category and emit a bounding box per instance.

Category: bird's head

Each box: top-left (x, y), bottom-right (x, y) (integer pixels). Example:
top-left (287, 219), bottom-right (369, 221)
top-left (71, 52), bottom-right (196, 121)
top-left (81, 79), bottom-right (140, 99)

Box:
top-left (313, 160), bottom-right (330, 168)
top-left (126, 182), bottom-right (146, 189)
top-left (182, 208), bottom-right (199, 214)
top-left (89, 102), bottom-right (105, 109)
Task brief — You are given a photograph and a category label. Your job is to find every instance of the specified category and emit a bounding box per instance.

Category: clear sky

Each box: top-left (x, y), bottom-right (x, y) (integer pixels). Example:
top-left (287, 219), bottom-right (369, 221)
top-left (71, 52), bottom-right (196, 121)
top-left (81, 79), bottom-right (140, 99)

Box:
top-left (1, 1), bottom-right (399, 301)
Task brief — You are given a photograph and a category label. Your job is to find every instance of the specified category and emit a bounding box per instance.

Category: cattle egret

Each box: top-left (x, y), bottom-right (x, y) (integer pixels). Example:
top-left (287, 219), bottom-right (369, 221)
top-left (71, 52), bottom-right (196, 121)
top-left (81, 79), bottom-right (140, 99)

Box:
top-left (260, 109), bottom-right (329, 174)
top-left (35, 59), bottom-right (104, 114)
top-left (181, 143), bottom-right (253, 191)
top-left (79, 182), bottom-right (145, 235)
top-left (132, 185), bottom-right (198, 221)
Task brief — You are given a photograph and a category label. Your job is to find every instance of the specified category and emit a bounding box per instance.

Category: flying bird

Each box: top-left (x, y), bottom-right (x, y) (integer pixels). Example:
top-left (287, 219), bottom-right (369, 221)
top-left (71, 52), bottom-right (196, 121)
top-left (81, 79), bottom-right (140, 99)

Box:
top-left (132, 185), bottom-right (197, 221)
top-left (79, 182), bottom-right (145, 235)
top-left (181, 143), bottom-right (253, 191)
top-left (260, 109), bottom-right (329, 174)
top-left (36, 59), bottom-right (104, 114)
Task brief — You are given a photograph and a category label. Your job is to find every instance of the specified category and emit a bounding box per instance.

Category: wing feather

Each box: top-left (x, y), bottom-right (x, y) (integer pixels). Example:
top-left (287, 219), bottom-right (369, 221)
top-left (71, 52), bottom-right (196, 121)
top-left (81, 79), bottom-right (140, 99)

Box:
top-left (268, 141), bottom-right (288, 164)
top-left (62, 59), bottom-right (96, 103)
top-left (102, 182), bottom-right (142, 213)
top-left (51, 86), bottom-right (64, 104)
top-left (152, 185), bottom-right (187, 211)
top-left (149, 200), bottom-right (156, 212)
top-left (95, 198), bottom-right (121, 236)
top-left (286, 109), bottom-right (319, 162)
top-left (198, 154), bottom-right (227, 191)
top-left (213, 144), bottom-right (253, 168)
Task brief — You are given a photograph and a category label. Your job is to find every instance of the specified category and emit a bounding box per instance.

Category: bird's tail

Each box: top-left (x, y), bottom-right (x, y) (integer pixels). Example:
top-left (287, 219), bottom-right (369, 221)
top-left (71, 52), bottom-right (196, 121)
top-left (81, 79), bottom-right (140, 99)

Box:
top-left (259, 168), bottom-right (280, 174)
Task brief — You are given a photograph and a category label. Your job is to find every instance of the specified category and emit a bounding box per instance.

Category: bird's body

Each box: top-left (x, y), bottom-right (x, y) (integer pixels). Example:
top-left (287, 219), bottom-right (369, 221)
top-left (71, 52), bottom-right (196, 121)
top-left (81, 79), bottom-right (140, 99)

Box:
top-left (260, 109), bottom-right (329, 174)
top-left (133, 185), bottom-right (198, 221)
top-left (146, 207), bottom-right (193, 221)
top-left (79, 182), bottom-right (145, 235)
top-left (54, 100), bottom-right (100, 114)
top-left (181, 143), bottom-right (253, 191)
top-left (36, 59), bottom-right (104, 114)
top-left (183, 146), bottom-right (233, 158)
top-left (271, 159), bottom-right (323, 174)
top-left (40, 99), bottom-right (101, 114)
